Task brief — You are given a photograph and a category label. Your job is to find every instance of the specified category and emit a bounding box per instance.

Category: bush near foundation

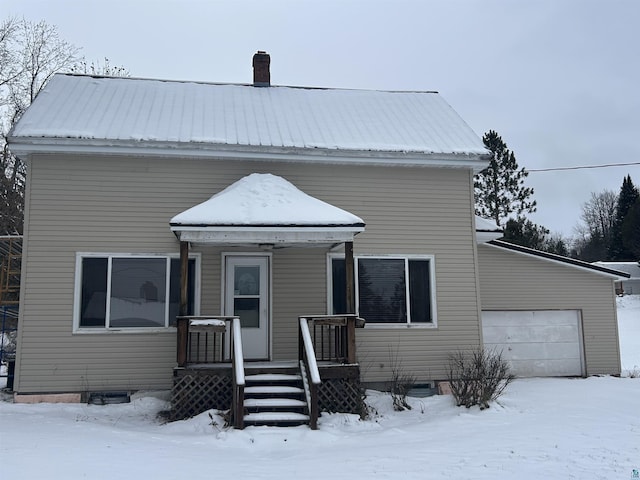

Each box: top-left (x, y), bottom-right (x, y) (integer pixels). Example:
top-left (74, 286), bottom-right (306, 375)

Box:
top-left (447, 348), bottom-right (514, 410)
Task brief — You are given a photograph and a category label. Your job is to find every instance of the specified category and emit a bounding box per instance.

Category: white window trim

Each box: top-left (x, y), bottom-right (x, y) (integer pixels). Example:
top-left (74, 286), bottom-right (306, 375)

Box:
top-left (73, 252), bottom-right (201, 333)
top-left (327, 253), bottom-right (438, 329)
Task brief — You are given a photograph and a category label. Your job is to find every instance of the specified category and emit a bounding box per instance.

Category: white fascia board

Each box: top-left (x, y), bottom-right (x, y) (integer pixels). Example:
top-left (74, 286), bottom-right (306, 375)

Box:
top-left (484, 242), bottom-right (627, 280)
top-left (172, 226), bottom-right (363, 245)
top-left (8, 138), bottom-right (490, 171)
top-left (475, 231), bottom-right (503, 244)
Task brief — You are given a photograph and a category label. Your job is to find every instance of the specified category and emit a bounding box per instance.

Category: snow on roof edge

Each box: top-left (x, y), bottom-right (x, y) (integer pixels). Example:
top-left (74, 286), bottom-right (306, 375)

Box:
top-left (9, 74), bottom-right (489, 160)
top-left (487, 240), bottom-right (631, 279)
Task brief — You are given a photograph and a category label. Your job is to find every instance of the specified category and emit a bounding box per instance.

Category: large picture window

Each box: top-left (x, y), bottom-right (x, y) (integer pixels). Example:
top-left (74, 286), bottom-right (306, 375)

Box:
top-left (76, 255), bottom-right (196, 329)
top-left (331, 256), bottom-right (436, 325)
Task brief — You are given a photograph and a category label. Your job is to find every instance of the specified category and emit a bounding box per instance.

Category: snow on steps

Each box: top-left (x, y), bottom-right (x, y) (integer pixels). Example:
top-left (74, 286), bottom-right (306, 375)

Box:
top-left (244, 398), bottom-right (307, 408)
top-left (242, 369), bottom-right (309, 427)
top-left (244, 412), bottom-right (310, 423)
top-left (244, 385), bottom-right (305, 395)
top-left (245, 373), bottom-right (303, 382)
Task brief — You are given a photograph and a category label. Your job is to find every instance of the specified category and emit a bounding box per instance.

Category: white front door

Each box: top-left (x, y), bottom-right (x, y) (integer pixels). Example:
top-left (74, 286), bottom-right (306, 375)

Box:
top-left (225, 255), bottom-right (270, 360)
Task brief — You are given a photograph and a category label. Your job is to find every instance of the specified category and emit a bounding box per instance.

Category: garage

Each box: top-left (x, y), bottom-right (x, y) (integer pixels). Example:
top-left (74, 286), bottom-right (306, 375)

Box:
top-left (481, 310), bottom-right (585, 377)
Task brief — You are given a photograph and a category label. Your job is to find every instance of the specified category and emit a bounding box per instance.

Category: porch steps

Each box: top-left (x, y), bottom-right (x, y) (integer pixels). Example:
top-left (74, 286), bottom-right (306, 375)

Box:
top-left (242, 369), bottom-right (309, 427)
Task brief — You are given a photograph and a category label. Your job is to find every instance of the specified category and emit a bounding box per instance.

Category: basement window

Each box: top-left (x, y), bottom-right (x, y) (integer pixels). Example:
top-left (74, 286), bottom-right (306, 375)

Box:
top-left (75, 254), bottom-right (197, 330)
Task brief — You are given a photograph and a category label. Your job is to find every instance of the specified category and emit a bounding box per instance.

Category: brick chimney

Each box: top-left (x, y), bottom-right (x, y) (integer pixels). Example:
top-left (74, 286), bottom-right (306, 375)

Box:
top-left (253, 51), bottom-right (270, 87)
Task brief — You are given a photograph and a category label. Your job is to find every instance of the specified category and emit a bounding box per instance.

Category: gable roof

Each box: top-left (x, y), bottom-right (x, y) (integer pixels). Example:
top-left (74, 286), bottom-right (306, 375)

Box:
top-left (487, 240), bottom-right (631, 279)
top-left (8, 74), bottom-right (489, 169)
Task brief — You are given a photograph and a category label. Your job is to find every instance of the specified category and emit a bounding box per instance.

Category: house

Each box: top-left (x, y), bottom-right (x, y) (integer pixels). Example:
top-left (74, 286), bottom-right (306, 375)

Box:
top-left (593, 262), bottom-right (640, 295)
top-left (7, 52), bottom-right (625, 426)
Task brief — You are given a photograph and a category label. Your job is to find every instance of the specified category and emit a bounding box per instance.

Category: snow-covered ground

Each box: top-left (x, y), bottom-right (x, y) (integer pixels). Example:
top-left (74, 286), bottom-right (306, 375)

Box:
top-left (1, 297), bottom-right (638, 479)
top-left (618, 294), bottom-right (640, 376)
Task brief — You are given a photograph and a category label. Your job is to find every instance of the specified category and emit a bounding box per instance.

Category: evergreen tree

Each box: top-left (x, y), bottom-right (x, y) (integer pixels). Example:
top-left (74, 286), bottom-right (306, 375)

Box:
top-left (502, 216), bottom-right (568, 255)
top-left (608, 175), bottom-right (639, 260)
top-left (545, 234), bottom-right (569, 257)
top-left (503, 217), bottom-right (549, 251)
top-left (474, 130), bottom-right (536, 227)
top-left (621, 198), bottom-right (640, 260)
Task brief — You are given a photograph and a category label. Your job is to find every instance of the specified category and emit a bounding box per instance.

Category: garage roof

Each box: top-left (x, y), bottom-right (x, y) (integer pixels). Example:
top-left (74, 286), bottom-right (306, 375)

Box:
top-left (488, 240), bottom-right (631, 279)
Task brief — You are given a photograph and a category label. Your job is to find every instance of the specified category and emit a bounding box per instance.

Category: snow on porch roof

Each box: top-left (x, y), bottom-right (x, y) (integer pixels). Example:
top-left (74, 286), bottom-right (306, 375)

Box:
top-left (9, 74), bottom-right (489, 168)
top-left (170, 173), bottom-right (365, 246)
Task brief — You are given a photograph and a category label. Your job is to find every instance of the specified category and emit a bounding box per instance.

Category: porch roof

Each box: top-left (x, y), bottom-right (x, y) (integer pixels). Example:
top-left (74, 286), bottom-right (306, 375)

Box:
top-left (170, 173), bottom-right (365, 246)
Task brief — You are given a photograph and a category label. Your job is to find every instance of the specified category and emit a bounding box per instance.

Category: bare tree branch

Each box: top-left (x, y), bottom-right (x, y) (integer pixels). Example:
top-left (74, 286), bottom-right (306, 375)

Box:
top-left (0, 18), bottom-right (80, 234)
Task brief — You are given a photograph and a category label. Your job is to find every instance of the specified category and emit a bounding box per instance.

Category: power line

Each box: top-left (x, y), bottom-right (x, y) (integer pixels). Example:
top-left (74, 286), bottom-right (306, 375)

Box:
top-left (528, 161), bottom-right (640, 172)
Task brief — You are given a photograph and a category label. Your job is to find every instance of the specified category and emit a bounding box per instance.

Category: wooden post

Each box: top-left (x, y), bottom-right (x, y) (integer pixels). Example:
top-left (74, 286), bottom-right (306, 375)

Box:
top-left (179, 241), bottom-right (189, 316)
top-left (345, 242), bottom-right (357, 364)
top-left (345, 241), bottom-right (355, 314)
top-left (176, 317), bottom-right (188, 367)
top-left (309, 383), bottom-right (319, 430)
top-left (346, 316), bottom-right (356, 364)
top-left (177, 241), bottom-right (189, 367)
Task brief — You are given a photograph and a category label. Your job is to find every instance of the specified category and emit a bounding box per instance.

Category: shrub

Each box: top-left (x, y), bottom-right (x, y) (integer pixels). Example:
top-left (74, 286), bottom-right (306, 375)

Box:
top-left (447, 348), bottom-right (514, 409)
top-left (390, 368), bottom-right (416, 411)
top-left (388, 347), bottom-right (416, 411)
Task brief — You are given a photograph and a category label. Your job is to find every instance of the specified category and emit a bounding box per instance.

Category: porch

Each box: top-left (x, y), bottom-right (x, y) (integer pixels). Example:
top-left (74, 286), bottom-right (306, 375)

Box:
top-left (168, 174), bottom-right (367, 428)
top-left (170, 314), bottom-right (365, 428)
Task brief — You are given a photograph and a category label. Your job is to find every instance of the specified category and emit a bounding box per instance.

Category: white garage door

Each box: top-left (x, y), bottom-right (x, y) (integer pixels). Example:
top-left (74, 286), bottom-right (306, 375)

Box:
top-left (481, 310), bottom-right (584, 377)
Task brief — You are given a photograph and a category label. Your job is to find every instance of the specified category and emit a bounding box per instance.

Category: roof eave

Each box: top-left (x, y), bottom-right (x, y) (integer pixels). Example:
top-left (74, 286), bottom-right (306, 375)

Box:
top-left (170, 225), bottom-right (365, 246)
top-left (486, 240), bottom-right (632, 279)
top-left (7, 137), bottom-right (490, 171)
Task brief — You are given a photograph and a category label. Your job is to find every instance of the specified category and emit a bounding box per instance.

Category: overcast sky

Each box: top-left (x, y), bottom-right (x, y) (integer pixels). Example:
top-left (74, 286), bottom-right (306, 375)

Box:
top-left (5, 0), bottom-right (639, 236)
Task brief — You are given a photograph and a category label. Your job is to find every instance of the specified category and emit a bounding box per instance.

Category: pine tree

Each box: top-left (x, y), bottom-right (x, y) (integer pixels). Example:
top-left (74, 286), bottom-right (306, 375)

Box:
top-left (621, 198), bottom-right (640, 260)
top-left (474, 130), bottom-right (536, 227)
top-left (502, 216), bottom-right (568, 255)
top-left (608, 175), bottom-right (639, 260)
top-left (503, 216), bottom-right (549, 251)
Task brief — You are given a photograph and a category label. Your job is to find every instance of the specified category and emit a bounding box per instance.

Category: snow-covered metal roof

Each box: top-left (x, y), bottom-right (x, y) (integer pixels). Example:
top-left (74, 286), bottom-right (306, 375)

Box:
top-left (9, 74), bottom-right (489, 168)
top-left (475, 216), bottom-right (503, 243)
top-left (170, 173), bottom-right (365, 246)
top-left (488, 241), bottom-right (631, 280)
top-left (593, 262), bottom-right (640, 280)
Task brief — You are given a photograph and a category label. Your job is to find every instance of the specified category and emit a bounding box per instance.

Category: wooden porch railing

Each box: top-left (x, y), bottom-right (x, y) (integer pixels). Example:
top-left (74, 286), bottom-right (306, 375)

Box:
top-left (176, 315), bottom-right (239, 366)
top-left (298, 314), bottom-right (364, 365)
top-left (175, 316), bottom-right (246, 428)
top-left (298, 318), bottom-right (321, 430)
top-left (230, 318), bottom-right (245, 429)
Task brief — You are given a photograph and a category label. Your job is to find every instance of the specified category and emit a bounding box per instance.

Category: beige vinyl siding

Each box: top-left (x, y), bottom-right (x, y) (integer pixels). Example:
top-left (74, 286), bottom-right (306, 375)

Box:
top-left (477, 244), bottom-right (621, 375)
top-left (16, 153), bottom-right (482, 392)
top-left (271, 249), bottom-right (327, 361)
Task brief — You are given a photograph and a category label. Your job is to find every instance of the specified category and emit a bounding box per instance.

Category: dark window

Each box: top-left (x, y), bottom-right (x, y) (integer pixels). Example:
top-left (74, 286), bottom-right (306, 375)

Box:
top-left (331, 258), bottom-right (347, 314)
top-left (408, 260), bottom-right (431, 323)
top-left (331, 256), bottom-right (433, 324)
top-left (80, 258), bottom-right (108, 328)
top-left (109, 258), bottom-right (167, 328)
top-left (358, 258), bottom-right (406, 323)
top-left (78, 256), bottom-right (195, 329)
